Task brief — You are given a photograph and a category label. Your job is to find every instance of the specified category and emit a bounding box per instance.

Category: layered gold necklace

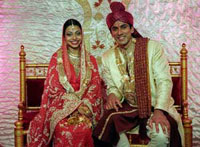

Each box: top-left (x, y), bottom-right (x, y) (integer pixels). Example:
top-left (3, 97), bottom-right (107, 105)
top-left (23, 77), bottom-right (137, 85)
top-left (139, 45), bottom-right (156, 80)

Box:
top-left (68, 49), bottom-right (81, 76)
top-left (115, 39), bottom-right (137, 105)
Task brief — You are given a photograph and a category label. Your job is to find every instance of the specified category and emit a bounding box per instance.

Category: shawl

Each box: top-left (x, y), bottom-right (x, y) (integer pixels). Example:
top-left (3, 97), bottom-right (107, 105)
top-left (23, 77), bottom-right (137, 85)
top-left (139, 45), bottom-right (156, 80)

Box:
top-left (135, 38), bottom-right (151, 118)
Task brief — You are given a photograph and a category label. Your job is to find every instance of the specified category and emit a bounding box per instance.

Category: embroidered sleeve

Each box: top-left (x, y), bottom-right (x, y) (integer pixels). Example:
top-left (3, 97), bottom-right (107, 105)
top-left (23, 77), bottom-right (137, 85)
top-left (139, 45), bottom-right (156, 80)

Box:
top-left (152, 42), bottom-right (173, 112)
top-left (101, 56), bottom-right (122, 100)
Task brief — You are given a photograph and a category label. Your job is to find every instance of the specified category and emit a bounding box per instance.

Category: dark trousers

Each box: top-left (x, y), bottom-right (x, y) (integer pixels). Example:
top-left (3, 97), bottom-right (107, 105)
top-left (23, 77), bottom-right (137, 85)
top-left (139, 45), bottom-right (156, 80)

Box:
top-left (93, 103), bottom-right (182, 147)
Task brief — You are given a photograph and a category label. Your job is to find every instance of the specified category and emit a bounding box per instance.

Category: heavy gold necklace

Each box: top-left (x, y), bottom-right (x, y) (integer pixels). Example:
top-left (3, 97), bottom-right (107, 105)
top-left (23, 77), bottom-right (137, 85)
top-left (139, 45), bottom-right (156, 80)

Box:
top-left (68, 49), bottom-right (81, 76)
top-left (68, 48), bottom-right (80, 58)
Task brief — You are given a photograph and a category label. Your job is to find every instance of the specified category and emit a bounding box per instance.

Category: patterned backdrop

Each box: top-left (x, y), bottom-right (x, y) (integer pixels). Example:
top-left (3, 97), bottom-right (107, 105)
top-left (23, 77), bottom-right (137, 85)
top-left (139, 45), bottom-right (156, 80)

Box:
top-left (0, 0), bottom-right (199, 146)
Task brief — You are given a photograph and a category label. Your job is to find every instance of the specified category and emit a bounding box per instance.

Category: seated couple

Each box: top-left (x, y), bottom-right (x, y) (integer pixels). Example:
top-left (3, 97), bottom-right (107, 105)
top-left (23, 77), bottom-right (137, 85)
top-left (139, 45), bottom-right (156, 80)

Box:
top-left (27, 2), bottom-right (184, 147)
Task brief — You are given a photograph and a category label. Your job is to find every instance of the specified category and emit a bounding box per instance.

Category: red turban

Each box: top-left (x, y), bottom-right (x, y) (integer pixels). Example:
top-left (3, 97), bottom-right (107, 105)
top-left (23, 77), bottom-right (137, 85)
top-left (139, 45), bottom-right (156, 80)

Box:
top-left (106, 2), bottom-right (134, 29)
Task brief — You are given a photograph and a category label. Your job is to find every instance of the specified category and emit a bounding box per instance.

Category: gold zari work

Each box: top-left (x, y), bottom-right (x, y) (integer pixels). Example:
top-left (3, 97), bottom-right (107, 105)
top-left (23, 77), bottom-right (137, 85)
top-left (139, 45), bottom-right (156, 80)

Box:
top-left (66, 112), bottom-right (92, 128)
top-left (115, 39), bottom-right (137, 105)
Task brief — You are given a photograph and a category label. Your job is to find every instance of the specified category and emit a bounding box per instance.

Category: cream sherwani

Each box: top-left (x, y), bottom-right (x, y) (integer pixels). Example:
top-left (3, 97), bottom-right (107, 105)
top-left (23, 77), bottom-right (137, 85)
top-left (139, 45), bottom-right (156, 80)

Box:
top-left (101, 39), bottom-right (184, 146)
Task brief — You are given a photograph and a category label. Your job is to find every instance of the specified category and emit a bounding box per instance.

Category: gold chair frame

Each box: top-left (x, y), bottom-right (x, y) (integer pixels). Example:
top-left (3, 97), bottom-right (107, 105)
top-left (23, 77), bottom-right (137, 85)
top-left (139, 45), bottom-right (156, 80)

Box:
top-left (14, 45), bottom-right (48, 147)
top-left (14, 44), bottom-right (192, 147)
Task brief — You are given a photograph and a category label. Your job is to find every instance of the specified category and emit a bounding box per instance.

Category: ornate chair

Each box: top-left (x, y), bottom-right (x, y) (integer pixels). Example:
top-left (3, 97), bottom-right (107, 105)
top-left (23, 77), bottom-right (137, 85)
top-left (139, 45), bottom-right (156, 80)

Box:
top-left (14, 45), bottom-right (48, 147)
top-left (14, 44), bottom-right (192, 147)
top-left (128, 43), bottom-right (192, 147)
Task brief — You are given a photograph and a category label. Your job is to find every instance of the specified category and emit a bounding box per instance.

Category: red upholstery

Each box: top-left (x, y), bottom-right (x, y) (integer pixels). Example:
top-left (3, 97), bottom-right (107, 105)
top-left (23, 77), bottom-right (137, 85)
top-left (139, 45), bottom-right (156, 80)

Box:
top-left (24, 77), bottom-right (182, 122)
top-left (171, 77), bottom-right (181, 106)
top-left (26, 79), bottom-right (45, 107)
top-left (23, 111), bottom-right (38, 130)
top-left (23, 79), bottom-right (45, 130)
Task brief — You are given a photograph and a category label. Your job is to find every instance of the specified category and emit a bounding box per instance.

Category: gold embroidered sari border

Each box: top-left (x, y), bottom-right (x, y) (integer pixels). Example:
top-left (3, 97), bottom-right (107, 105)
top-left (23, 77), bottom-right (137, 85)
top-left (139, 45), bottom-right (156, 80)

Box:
top-left (48, 99), bottom-right (82, 143)
top-left (57, 49), bottom-right (74, 93)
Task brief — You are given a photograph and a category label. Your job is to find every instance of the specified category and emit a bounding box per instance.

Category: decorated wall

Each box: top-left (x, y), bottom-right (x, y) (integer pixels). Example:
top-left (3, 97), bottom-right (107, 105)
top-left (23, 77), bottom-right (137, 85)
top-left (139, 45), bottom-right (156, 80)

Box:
top-left (0, 0), bottom-right (199, 146)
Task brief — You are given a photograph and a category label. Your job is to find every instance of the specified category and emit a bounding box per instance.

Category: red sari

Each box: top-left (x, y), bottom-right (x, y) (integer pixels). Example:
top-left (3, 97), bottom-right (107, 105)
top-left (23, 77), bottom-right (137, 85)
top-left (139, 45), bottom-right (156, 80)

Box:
top-left (27, 44), bottom-right (102, 147)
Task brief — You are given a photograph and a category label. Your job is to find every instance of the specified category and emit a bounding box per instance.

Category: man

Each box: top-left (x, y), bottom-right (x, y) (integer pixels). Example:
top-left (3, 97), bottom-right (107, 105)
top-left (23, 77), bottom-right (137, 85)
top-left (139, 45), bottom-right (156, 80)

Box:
top-left (93, 2), bottom-right (184, 147)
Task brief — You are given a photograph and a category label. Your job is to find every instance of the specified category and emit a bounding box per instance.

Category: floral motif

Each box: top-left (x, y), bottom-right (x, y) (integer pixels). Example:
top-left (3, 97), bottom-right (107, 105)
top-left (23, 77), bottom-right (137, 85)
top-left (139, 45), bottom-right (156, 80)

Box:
top-left (94, 0), bottom-right (112, 8)
top-left (92, 40), bottom-right (105, 50)
top-left (94, 0), bottom-right (103, 7)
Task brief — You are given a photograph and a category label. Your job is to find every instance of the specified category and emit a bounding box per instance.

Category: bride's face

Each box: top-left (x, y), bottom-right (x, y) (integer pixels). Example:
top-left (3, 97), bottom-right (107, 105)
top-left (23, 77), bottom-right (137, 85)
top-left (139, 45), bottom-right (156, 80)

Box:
top-left (65, 25), bottom-right (82, 50)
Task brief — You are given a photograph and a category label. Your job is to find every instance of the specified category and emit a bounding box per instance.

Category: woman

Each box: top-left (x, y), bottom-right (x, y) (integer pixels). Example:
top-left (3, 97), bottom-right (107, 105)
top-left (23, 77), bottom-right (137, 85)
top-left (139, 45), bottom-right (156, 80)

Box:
top-left (27, 19), bottom-right (103, 147)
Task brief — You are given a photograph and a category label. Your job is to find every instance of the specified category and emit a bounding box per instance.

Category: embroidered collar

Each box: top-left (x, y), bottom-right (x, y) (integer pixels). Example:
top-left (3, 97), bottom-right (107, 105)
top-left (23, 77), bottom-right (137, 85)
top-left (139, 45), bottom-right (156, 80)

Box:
top-left (114, 39), bottom-right (136, 97)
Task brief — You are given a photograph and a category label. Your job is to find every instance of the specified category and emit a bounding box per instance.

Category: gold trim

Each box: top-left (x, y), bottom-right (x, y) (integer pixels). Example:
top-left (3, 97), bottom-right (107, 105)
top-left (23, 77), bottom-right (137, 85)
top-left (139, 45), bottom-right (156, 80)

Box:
top-left (26, 76), bottom-right (46, 79)
top-left (26, 107), bottom-right (40, 110)
top-left (169, 62), bottom-right (181, 66)
top-left (15, 45), bottom-right (26, 147)
top-left (171, 74), bottom-right (181, 78)
top-left (180, 43), bottom-right (192, 147)
top-left (75, 47), bottom-right (92, 98)
top-left (26, 64), bottom-right (49, 67)
top-left (98, 109), bottom-right (137, 140)
top-left (57, 49), bottom-right (74, 93)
